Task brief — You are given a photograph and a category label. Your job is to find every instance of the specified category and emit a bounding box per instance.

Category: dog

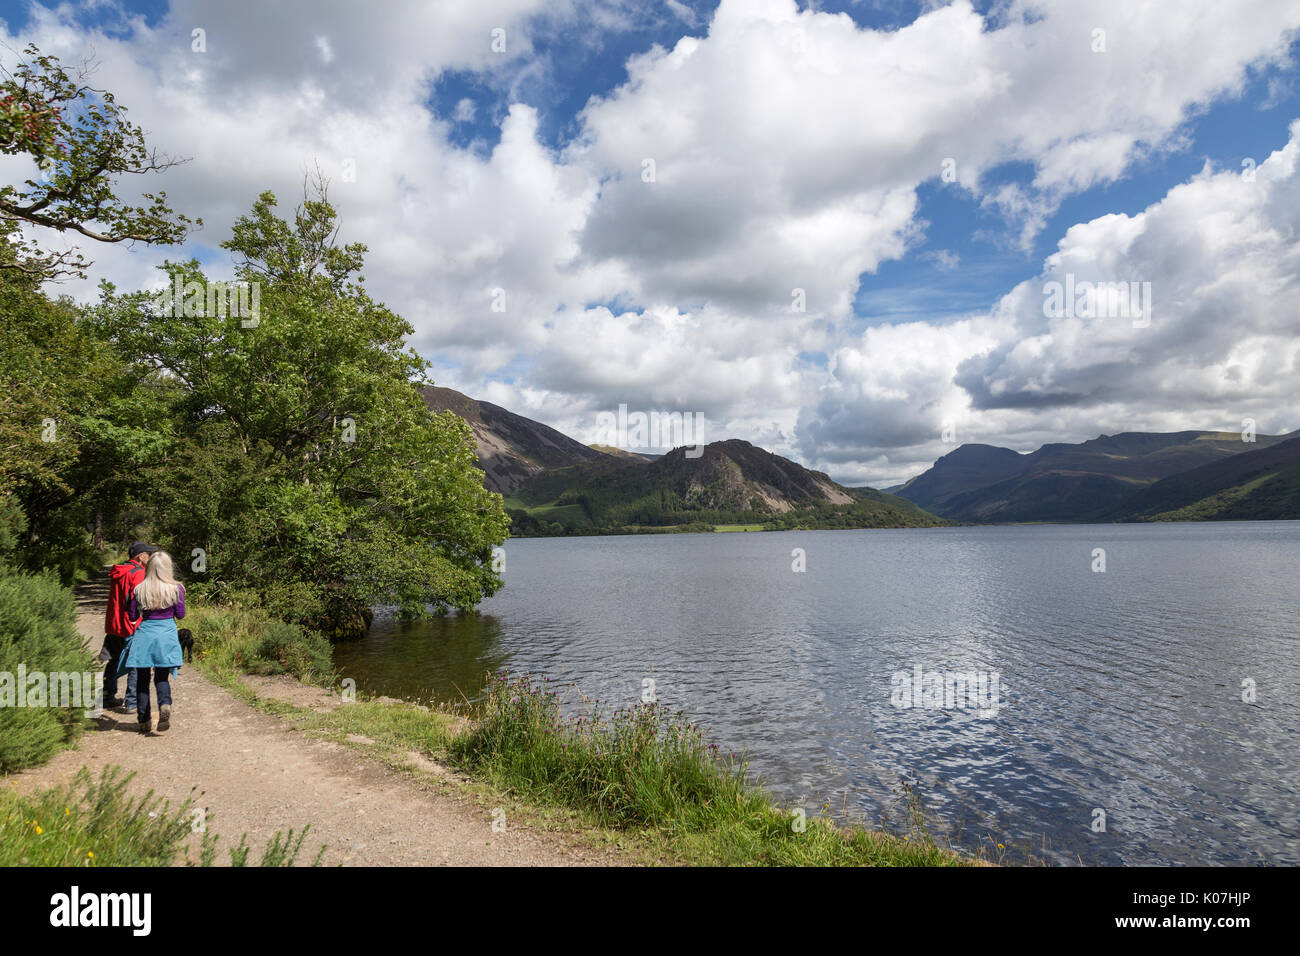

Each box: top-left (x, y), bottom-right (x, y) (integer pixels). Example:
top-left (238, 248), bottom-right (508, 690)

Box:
top-left (177, 627), bottom-right (194, 663)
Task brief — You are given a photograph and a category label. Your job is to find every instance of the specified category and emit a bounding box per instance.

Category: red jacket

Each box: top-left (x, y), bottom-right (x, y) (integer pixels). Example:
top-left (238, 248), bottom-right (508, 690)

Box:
top-left (105, 559), bottom-right (147, 637)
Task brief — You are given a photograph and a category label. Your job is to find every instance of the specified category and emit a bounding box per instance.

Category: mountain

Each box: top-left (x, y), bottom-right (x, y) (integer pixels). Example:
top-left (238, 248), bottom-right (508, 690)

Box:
top-left (1109, 433), bottom-right (1300, 521)
top-left (421, 386), bottom-right (608, 495)
top-left (427, 386), bottom-right (1297, 530)
top-left (589, 444), bottom-right (657, 462)
top-left (511, 438), bottom-right (943, 533)
top-left (895, 430), bottom-right (1292, 523)
top-left (893, 444), bottom-right (1026, 512)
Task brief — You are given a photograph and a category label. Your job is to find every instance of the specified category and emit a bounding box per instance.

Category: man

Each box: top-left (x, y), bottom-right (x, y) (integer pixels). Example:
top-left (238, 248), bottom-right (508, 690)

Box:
top-left (102, 542), bottom-right (156, 710)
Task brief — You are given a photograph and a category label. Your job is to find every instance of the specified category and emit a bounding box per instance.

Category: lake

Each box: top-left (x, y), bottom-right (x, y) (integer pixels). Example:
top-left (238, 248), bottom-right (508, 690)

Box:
top-left (333, 521), bottom-right (1300, 865)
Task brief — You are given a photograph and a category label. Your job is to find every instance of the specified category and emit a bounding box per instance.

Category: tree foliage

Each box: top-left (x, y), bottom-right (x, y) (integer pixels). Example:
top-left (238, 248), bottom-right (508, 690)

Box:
top-left (95, 188), bottom-right (507, 634)
top-left (1, 45), bottom-right (198, 279)
top-left (1, 49), bottom-right (506, 637)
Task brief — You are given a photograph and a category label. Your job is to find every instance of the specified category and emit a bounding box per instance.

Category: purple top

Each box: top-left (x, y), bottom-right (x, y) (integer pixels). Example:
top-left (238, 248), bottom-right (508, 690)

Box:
top-left (128, 583), bottom-right (186, 621)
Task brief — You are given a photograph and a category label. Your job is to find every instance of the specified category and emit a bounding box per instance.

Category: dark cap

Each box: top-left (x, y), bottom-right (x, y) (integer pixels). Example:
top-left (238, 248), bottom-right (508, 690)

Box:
top-left (128, 542), bottom-right (158, 559)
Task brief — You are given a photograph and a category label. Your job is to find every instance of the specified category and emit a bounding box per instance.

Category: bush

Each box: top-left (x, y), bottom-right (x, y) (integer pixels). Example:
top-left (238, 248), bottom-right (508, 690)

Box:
top-left (0, 567), bottom-right (94, 772)
top-left (252, 620), bottom-right (334, 680)
top-left (186, 601), bottom-right (334, 684)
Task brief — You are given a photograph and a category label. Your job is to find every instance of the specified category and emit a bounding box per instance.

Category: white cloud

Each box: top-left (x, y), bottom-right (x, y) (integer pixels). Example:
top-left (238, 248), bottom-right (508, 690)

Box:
top-left (452, 97), bottom-right (476, 122)
top-left (812, 122), bottom-right (1300, 485)
top-left (5, 0), bottom-right (1299, 487)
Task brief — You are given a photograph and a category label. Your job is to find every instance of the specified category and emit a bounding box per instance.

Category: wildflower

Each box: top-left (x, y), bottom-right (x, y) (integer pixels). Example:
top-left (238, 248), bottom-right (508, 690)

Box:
top-left (35, 825), bottom-right (42, 834)
top-left (87, 851), bottom-right (93, 859)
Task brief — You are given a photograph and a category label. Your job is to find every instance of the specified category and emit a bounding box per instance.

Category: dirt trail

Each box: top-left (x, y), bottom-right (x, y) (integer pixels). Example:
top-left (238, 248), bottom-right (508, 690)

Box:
top-left (7, 582), bottom-right (617, 866)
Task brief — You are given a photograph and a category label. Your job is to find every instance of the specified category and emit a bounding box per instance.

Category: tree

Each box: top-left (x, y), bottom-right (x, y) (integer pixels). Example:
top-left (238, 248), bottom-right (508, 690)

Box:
top-left (0, 45), bottom-right (191, 579)
top-left (1, 44), bottom-right (199, 279)
top-left (98, 185), bottom-right (507, 635)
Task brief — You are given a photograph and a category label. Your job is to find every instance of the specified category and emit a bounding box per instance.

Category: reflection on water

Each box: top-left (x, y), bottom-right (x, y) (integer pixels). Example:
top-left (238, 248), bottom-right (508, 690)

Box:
top-left (333, 612), bottom-right (511, 706)
top-left (332, 521), bottom-right (1300, 866)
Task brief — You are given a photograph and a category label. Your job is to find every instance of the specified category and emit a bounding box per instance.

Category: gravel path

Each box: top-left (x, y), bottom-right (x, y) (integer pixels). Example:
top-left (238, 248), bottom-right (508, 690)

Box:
top-left (7, 582), bottom-right (619, 866)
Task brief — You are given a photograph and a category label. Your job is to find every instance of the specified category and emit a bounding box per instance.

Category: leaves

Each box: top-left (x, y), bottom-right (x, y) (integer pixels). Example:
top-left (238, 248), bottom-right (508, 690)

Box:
top-left (98, 185), bottom-right (507, 627)
top-left (0, 45), bottom-right (199, 279)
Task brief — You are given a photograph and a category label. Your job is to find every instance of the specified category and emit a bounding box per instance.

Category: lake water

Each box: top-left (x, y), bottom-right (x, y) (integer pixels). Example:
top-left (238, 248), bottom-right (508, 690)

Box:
top-left (333, 522), bottom-right (1300, 865)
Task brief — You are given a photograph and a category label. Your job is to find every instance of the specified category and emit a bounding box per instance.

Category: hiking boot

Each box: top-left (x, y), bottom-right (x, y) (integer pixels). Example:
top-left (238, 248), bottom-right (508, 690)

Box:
top-left (157, 705), bottom-right (171, 732)
top-left (137, 719), bottom-right (150, 734)
top-left (103, 697), bottom-right (123, 708)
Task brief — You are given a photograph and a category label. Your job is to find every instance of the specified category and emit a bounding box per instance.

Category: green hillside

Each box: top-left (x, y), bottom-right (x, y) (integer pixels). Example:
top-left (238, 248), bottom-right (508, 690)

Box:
top-left (1110, 434), bottom-right (1300, 521)
top-left (896, 430), bottom-right (1292, 523)
top-left (507, 440), bottom-right (945, 535)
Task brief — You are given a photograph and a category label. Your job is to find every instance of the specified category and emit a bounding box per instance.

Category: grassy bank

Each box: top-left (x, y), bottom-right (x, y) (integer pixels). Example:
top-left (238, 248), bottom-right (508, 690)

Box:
top-left (187, 600), bottom-right (334, 685)
top-left (0, 766), bottom-right (322, 866)
top-left (186, 603), bottom-right (982, 867)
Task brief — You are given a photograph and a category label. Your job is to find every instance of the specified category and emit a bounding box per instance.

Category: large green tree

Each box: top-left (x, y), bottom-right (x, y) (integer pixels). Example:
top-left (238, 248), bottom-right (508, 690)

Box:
top-left (97, 187), bottom-right (507, 635)
top-left (1, 45), bottom-right (194, 578)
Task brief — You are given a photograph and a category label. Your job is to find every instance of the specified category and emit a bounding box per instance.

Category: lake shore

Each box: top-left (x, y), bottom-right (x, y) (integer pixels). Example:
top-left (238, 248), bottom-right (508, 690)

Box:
top-left (5, 582), bottom-right (630, 866)
top-left (7, 581), bottom-right (981, 867)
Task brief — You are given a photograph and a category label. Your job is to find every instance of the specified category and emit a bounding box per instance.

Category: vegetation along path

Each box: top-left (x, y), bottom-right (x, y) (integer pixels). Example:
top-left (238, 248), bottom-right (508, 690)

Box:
top-left (7, 582), bottom-right (616, 866)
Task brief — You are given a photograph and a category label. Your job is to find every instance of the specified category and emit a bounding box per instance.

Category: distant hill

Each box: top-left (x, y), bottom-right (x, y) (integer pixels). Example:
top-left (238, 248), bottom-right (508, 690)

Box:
top-left (426, 387), bottom-right (1295, 530)
top-left (1109, 433), bottom-right (1300, 521)
top-left (511, 438), bottom-right (943, 533)
top-left (422, 386), bottom-right (609, 495)
top-left (895, 430), bottom-right (1291, 522)
top-left (894, 444), bottom-right (1026, 514)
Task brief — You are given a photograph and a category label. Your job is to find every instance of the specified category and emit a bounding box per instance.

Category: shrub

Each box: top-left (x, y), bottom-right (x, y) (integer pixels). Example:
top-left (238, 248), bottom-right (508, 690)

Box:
top-left (251, 620), bottom-right (333, 680)
top-left (186, 601), bottom-right (334, 684)
top-left (0, 567), bottom-right (94, 772)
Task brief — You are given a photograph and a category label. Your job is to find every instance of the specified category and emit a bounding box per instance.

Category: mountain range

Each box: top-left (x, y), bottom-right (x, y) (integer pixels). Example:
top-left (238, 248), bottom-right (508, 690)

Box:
top-left (423, 387), bottom-right (940, 534)
top-left (423, 386), bottom-right (1299, 533)
top-left (892, 430), bottom-right (1300, 523)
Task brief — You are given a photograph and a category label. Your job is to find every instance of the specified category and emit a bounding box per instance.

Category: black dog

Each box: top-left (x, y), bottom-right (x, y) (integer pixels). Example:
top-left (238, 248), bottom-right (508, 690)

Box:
top-left (177, 628), bottom-right (194, 663)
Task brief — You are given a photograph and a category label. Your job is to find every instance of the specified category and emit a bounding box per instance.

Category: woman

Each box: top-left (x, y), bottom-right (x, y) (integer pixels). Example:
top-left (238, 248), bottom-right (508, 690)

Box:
top-left (124, 550), bottom-right (185, 733)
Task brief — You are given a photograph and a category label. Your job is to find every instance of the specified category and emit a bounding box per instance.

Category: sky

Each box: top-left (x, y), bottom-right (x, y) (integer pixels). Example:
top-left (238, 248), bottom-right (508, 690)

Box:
top-left (2, 0), bottom-right (1299, 486)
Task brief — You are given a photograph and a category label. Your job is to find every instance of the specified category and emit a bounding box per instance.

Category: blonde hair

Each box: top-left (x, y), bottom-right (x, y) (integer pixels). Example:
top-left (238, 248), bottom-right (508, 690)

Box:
top-left (134, 551), bottom-right (181, 610)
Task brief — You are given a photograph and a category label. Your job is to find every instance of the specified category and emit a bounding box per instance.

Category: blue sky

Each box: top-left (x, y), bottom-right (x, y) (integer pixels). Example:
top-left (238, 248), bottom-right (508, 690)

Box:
top-left (415, 4), bottom-right (1300, 332)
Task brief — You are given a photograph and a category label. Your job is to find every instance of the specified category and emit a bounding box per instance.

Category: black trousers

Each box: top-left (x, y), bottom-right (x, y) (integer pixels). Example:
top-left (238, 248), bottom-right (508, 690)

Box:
top-left (135, 667), bottom-right (173, 722)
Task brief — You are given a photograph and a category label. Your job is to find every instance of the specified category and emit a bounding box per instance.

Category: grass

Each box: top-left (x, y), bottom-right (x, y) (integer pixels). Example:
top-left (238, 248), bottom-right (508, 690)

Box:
top-left (190, 605), bottom-right (983, 866)
top-left (187, 601), bottom-right (334, 685)
top-left (444, 672), bottom-right (971, 865)
top-left (0, 766), bottom-right (193, 866)
top-left (713, 524), bottom-right (765, 532)
top-left (0, 766), bottom-right (326, 867)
